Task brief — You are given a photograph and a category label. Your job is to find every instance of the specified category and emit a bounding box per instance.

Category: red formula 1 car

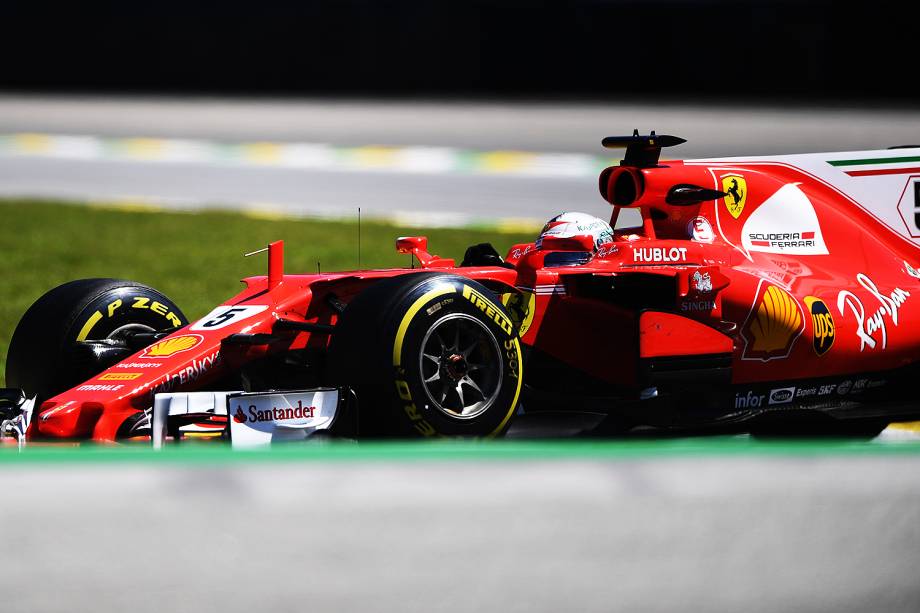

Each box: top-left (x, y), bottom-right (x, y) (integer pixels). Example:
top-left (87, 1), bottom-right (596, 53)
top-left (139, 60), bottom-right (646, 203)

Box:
top-left (3, 132), bottom-right (920, 444)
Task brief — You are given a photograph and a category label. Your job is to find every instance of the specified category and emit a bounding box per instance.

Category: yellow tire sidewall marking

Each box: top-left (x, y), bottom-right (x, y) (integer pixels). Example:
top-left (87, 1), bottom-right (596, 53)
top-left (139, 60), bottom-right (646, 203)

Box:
top-left (392, 285), bottom-right (456, 367)
top-left (490, 337), bottom-right (523, 437)
top-left (76, 311), bottom-right (104, 342)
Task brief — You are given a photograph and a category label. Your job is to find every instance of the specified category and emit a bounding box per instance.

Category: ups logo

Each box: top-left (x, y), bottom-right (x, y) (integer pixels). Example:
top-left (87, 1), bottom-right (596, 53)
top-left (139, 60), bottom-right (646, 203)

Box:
top-left (804, 296), bottom-right (834, 356)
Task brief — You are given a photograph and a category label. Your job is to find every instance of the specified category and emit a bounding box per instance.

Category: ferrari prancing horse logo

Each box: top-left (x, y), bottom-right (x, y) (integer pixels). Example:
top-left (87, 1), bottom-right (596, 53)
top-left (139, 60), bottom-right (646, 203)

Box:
top-left (722, 175), bottom-right (747, 219)
top-left (502, 290), bottom-right (536, 337)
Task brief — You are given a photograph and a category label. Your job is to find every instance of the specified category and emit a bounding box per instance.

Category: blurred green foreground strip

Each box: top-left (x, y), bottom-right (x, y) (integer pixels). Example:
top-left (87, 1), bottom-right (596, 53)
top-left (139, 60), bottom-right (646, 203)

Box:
top-left (2, 436), bottom-right (920, 464)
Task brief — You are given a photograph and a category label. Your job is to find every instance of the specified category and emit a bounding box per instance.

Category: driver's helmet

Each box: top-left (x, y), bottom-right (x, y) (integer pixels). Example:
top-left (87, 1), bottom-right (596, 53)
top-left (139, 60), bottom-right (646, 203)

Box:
top-left (536, 212), bottom-right (614, 252)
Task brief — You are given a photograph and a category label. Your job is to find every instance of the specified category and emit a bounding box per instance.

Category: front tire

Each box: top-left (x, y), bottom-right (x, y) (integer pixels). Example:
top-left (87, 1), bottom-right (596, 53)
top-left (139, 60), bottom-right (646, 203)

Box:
top-left (6, 278), bottom-right (187, 402)
top-left (328, 273), bottom-right (524, 437)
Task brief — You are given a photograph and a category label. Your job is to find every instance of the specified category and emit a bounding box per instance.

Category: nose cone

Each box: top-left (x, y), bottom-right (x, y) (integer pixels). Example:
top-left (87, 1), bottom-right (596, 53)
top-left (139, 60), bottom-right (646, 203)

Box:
top-left (35, 401), bottom-right (104, 438)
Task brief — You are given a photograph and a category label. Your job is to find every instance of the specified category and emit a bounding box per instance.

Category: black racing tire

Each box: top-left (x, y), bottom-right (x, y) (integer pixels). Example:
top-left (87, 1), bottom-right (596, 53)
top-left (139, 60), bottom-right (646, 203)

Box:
top-left (328, 273), bottom-right (524, 437)
top-left (6, 278), bottom-right (187, 402)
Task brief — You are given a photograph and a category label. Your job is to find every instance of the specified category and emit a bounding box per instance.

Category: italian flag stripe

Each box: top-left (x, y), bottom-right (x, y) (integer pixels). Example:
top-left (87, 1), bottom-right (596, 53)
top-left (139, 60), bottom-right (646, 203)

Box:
top-left (828, 155), bottom-right (920, 167)
top-left (845, 166), bottom-right (920, 177)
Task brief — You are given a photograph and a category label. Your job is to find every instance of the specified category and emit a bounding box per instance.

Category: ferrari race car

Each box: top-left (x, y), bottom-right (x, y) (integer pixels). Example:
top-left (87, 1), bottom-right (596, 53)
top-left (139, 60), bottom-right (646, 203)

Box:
top-left (3, 132), bottom-right (920, 445)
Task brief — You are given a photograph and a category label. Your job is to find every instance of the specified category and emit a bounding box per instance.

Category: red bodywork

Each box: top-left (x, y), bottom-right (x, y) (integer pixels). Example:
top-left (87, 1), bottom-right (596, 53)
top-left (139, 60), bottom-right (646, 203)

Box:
top-left (31, 149), bottom-right (920, 440)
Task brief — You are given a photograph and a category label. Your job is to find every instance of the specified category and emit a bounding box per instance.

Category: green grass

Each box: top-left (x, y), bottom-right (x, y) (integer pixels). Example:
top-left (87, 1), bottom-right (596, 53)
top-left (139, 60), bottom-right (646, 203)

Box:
top-left (0, 199), bottom-right (534, 385)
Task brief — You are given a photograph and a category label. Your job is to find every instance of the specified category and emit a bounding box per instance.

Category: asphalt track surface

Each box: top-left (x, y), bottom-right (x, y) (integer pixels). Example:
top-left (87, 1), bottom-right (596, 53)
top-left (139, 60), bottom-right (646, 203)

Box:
top-left (1, 95), bottom-right (919, 226)
top-left (0, 155), bottom-right (595, 227)
top-left (1, 440), bottom-right (920, 613)
top-left (2, 95), bottom-right (917, 154)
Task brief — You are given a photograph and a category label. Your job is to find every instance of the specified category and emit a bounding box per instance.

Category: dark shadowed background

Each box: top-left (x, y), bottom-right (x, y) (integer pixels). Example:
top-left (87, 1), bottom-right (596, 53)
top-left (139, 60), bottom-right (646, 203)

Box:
top-left (2, 0), bottom-right (916, 102)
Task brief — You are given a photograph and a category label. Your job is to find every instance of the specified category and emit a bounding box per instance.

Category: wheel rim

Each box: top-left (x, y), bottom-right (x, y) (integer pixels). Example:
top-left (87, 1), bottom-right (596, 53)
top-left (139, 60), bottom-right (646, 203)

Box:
top-left (418, 313), bottom-right (502, 419)
top-left (106, 323), bottom-right (156, 340)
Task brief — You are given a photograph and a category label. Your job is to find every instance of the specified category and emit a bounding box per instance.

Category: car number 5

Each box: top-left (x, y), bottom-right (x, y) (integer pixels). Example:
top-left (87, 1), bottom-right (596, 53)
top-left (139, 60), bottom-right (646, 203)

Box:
top-left (190, 305), bottom-right (269, 331)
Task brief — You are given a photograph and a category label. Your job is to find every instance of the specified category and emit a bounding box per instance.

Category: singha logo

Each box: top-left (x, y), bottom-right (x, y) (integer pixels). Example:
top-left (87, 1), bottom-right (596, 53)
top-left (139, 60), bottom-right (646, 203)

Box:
top-left (692, 270), bottom-right (713, 293)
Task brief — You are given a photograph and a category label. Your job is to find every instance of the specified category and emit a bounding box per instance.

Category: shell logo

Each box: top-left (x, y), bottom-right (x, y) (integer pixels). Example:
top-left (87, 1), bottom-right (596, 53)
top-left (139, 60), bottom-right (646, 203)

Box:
top-left (141, 334), bottom-right (203, 359)
top-left (741, 281), bottom-right (805, 361)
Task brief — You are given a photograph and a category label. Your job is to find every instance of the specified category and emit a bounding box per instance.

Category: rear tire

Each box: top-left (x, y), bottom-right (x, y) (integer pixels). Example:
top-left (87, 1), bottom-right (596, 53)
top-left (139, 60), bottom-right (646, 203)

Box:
top-left (6, 279), bottom-right (187, 402)
top-left (328, 273), bottom-right (524, 437)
